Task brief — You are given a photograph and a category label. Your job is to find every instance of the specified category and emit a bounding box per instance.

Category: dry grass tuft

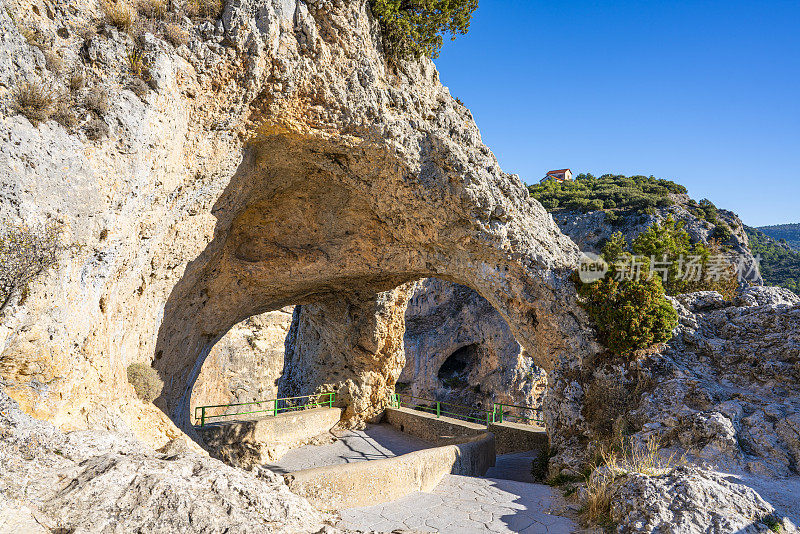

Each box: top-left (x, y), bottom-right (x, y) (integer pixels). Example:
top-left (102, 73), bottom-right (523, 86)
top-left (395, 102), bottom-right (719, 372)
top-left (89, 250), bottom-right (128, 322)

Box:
top-left (12, 80), bottom-right (55, 126)
top-left (84, 86), bottom-right (110, 116)
top-left (84, 117), bottom-right (110, 141)
top-left (52, 101), bottom-right (78, 130)
top-left (126, 78), bottom-right (150, 100)
top-left (102, 1), bottom-right (136, 32)
top-left (584, 434), bottom-right (686, 527)
top-left (127, 363), bottom-right (163, 402)
top-left (43, 48), bottom-right (64, 74)
top-left (185, 0), bottom-right (224, 20)
top-left (68, 70), bottom-right (86, 92)
top-left (137, 0), bottom-right (168, 19)
top-left (162, 22), bottom-right (189, 47)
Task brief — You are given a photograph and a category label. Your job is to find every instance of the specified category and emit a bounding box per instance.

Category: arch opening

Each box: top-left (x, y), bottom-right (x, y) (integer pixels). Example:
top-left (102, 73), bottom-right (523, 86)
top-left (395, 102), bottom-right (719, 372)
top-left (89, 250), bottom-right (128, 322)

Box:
top-left (151, 131), bottom-right (596, 441)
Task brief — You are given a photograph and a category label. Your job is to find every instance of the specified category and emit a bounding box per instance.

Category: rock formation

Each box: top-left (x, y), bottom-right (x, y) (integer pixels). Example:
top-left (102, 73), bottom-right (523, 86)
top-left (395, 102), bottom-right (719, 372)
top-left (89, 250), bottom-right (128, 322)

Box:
top-left (192, 307), bottom-right (293, 417)
top-left (0, 388), bottom-right (331, 533)
top-left (0, 1), bottom-right (596, 445)
top-left (279, 285), bottom-right (414, 426)
top-left (546, 286), bottom-right (800, 528)
top-left (400, 277), bottom-right (545, 410)
top-left (552, 195), bottom-right (763, 285)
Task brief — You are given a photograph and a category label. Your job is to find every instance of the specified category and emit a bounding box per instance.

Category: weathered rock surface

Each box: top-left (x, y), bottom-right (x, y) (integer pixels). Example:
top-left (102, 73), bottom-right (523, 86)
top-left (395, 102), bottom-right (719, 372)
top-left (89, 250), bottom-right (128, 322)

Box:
top-left (0, 388), bottom-right (332, 533)
top-left (552, 197), bottom-right (763, 285)
top-left (192, 307), bottom-right (293, 416)
top-left (548, 286), bottom-right (800, 530)
top-left (608, 466), bottom-right (788, 533)
top-left (548, 286), bottom-right (800, 478)
top-left (399, 277), bottom-right (545, 409)
top-left (279, 285), bottom-right (414, 427)
top-left (0, 0), bottom-right (596, 441)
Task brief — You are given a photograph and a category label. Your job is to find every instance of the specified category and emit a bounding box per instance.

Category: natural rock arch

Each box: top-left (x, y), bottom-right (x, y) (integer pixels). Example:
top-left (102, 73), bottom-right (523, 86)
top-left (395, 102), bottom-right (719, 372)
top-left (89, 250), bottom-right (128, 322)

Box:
top-left (147, 1), bottom-right (598, 437)
top-left (153, 130), bottom-right (596, 435)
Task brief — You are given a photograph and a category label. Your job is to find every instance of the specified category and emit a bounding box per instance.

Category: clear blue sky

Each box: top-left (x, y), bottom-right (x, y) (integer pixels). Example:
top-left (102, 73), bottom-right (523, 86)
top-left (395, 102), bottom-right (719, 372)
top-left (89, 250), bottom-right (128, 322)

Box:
top-left (434, 1), bottom-right (799, 226)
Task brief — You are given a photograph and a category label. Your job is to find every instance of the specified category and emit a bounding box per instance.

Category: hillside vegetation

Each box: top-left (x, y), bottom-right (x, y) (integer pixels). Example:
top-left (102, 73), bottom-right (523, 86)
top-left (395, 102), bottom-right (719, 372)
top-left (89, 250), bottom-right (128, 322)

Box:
top-left (745, 227), bottom-right (800, 295)
top-left (528, 173), bottom-right (686, 213)
top-left (529, 173), bottom-right (735, 241)
top-left (757, 223), bottom-right (800, 250)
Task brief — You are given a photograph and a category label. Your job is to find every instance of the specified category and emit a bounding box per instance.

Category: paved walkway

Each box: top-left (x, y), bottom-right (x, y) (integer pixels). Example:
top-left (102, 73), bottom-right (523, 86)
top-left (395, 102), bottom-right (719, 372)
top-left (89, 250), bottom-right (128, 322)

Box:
top-left (264, 424), bottom-right (431, 473)
top-left (337, 474), bottom-right (576, 533)
top-left (263, 423), bottom-right (577, 532)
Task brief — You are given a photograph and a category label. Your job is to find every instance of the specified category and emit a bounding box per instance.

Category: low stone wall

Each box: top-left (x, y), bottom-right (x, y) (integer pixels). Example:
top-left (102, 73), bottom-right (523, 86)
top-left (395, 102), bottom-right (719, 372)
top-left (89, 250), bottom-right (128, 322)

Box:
top-left (384, 406), bottom-right (488, 444)
top-left (284, 430), bottom-right (495, 509)
top-left (488, 421), bottom-right (548, 455)
top-left (197, 407), bottom-right (342, 469)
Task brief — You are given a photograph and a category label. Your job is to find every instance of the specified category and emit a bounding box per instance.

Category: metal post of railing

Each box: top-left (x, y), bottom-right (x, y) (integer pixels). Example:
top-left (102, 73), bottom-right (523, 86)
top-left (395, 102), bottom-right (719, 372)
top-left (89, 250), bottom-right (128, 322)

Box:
top-left (436, 402), bottom-right (440, 418)
top-left (486, 410), bottom-right (490, 426)
top-left (273, 399), bottom-right (278, 417)
top-left (200, 406), bottom-right (206, 427)
top-left (328, 392), bottom-right (334, 408)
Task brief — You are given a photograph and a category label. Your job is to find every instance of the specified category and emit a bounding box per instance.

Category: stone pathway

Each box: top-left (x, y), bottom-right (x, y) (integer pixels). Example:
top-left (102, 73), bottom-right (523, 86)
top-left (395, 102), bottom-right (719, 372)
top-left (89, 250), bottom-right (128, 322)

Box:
top-left (337, 474), bottom-right (576, 533)
top-left (264, 423), bottom-right (577, 532)
top-left (264, 424), bottom-right (431, 473)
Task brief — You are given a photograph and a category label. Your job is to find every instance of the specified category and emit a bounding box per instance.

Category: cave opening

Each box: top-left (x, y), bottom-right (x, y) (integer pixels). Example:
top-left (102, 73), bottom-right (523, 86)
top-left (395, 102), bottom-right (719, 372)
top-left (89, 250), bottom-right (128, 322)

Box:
top-left (437, 344), bottom-right (477, 384)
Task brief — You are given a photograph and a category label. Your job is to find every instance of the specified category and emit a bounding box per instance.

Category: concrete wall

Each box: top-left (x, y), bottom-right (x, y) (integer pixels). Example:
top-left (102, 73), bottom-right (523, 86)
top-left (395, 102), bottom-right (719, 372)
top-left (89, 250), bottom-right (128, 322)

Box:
top-left (384, 406), bottom-right (488, 444)
top-left (197, 407), bottom-right (341, 469)
top-left (488, 421), bottom-right (548, 455)
top-left (285, 430), bottom-right (495, 509)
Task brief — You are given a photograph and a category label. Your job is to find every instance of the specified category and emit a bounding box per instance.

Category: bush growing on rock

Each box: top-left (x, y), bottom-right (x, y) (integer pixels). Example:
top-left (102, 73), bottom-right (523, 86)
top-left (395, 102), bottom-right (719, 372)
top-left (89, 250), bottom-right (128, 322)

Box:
top-left (0, 222), bottom-right (62, 314)
top-left (12, 80), bottom-right (55, 126)
top-left (631, 217), bottom-right (739, 299)
top-left (575, 267), bottom-right (678, 357)
top-left (369, 0), bottom-right (478, 61)
top-left (127, 363), bottom-right (163, 402)
top-left (102, 1), bottom-right (136, 32)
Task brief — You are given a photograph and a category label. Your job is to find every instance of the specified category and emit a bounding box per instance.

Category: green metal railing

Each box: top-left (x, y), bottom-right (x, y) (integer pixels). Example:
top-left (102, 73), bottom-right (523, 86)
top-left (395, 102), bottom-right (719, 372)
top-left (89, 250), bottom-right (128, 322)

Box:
top-left (492, 402), bottom-right (544, 427)
top-left (194, 392), bottom-right (336, 427)
top-left (389, 393), bottom-right (496, 426)
top-left (389, 394), bottom-right (545, 428)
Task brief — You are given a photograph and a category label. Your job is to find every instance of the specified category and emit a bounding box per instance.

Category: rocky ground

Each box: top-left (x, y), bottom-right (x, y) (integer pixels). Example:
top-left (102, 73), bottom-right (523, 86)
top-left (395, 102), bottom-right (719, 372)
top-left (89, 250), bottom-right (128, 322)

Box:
top-left (0, 387), bottom-right (334, 533)
top-left (546, 286), bottom-right (800, 532)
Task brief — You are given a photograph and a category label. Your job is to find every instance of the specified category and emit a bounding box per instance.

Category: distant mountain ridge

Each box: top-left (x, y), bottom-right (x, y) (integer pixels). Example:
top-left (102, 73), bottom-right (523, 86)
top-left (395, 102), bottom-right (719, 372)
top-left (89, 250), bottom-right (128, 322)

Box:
top-left (757, 223), bottom-right (800, 251)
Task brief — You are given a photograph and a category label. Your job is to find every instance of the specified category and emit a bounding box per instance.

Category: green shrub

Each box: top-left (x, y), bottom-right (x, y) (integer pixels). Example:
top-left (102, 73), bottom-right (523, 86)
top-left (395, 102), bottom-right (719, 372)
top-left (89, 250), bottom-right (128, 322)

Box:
top-left (631, 217), bottom-right (739, 299)
top-left (369, 0), bottom-right (478, 61)
top-left (575, 270), bottom-right (678, 357)
top-left (746, 227), bottom-right (800, 295)
top-left (0, 221), bottom-right (62, 314)
top-left (127, 363), bottom-right (163, 402)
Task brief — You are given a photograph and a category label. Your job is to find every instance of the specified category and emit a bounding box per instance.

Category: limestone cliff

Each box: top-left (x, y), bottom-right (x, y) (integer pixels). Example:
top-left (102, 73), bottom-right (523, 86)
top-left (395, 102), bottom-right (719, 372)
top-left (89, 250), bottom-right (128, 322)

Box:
top-left (399, 277), bottom-right (545, 410)
top-left (0, 0), bottom-right (595, 445)
top-left (191, 307), bottom-right (292, 417)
